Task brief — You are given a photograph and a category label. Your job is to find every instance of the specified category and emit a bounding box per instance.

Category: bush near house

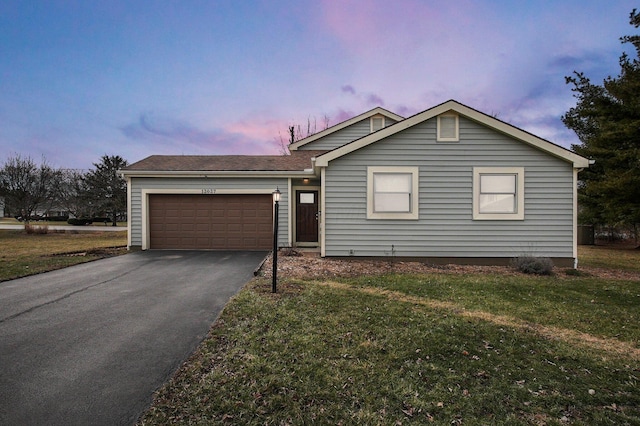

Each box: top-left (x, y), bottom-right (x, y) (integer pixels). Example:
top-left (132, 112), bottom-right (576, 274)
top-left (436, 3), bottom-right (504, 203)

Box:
top-left (511, 256), bottom-right (555, 275)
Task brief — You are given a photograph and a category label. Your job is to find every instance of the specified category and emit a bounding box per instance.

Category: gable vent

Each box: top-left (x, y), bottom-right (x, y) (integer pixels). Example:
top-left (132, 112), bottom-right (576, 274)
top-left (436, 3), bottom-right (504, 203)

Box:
top-left (370, 116), bottom-right (385, 132)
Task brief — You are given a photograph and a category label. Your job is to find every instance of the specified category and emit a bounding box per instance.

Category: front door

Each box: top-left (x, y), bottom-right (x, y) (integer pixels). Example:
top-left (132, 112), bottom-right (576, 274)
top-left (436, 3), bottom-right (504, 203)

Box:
top-left (296, 190), bottom-right (318, 243)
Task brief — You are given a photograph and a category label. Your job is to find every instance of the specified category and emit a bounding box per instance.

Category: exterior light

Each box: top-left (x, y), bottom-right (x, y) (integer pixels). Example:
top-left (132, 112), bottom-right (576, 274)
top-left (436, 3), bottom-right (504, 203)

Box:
top-left (272, 188), bottom-right (281, 293)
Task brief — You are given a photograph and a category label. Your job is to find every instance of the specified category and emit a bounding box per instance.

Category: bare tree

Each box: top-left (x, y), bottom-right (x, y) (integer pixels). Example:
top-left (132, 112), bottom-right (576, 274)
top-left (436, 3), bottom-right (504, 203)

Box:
top-left (56, 169), bottom-right (91, 218)
top-left (0, 154), bottom-right (59, 221)
top-left (276, 115), bottom-right (331, 155)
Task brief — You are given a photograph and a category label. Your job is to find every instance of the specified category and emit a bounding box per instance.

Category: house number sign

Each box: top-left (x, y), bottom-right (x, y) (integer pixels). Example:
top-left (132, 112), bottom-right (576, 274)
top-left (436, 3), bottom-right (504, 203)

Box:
top-left (201, 188), bottom-right (216, 194)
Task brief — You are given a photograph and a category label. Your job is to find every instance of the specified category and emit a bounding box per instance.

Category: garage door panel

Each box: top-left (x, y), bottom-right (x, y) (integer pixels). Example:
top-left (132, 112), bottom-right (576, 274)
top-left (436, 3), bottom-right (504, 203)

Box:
top-left (227, 224), bottom-right (242, 232)
top-left (243, 223), bottom-right (257, 232)
top-left (195, 223), bottom-right (210, 232)
top-left (257, 223), bottom-right (272, 232)
top-left (149, 194), bottom-right (273, 250)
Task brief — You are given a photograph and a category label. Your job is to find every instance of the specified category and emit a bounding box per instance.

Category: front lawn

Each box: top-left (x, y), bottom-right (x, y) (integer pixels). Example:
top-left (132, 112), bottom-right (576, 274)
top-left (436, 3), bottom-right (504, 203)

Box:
top-left (139, 248), bottom-right (640, 425)
top-left (0, 229), bottom-right (128, 281)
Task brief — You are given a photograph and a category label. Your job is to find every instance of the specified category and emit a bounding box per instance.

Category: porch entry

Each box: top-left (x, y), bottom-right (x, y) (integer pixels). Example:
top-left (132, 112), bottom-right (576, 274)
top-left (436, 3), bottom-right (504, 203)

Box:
top-left (295, 190), bottom-right (318, 244)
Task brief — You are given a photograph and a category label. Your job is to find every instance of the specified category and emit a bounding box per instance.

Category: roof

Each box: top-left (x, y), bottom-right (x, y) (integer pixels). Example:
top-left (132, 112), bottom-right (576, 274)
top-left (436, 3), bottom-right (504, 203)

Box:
top-left (314, 100), bottom-right (591, 169)
top-left (121, 150), bottom-right (326, 176)
top-left (288, 107), bottom-right (404, 151)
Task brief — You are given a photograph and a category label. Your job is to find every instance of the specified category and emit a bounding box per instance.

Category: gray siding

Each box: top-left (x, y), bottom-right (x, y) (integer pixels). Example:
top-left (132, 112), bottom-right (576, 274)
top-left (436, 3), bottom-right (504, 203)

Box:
top-left (323, 116), bottom-right (575, 259)
top-left (299, 118), bottom-right (399, 151)
top-left (129, 177), bottom-right (288, 248)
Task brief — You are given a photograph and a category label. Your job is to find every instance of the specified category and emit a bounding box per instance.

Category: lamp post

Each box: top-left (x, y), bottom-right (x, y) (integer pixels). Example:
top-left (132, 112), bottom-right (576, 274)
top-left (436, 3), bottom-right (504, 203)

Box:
top-left (272, 188), bottom-right (281, 293)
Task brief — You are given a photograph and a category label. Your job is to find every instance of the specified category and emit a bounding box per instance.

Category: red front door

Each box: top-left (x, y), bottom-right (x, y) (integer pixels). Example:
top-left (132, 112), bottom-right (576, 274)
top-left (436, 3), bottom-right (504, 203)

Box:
top-left (296, 190), bottom-right (318, 243)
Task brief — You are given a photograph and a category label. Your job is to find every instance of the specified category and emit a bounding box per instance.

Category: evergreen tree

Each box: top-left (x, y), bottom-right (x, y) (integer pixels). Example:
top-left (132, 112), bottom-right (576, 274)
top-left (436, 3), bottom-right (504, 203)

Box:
top-left (84, 155), bottom-right (128, 226)
top-left (562, 9), bottom-right (640, 238)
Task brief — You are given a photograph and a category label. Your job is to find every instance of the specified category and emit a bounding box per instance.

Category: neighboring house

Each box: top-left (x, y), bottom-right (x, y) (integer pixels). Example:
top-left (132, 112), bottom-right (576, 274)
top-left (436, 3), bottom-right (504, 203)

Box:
top-left (120, 100), bottom-right (591, 267)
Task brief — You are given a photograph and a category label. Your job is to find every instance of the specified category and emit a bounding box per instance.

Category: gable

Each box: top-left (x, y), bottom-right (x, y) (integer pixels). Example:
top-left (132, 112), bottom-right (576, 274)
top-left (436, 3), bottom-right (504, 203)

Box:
top-left (289, 107), bottom-right (403, 151)
top-left (315, 100), bottom-right (590, 169)
top-left (320, 115), bottom-right (578, 261)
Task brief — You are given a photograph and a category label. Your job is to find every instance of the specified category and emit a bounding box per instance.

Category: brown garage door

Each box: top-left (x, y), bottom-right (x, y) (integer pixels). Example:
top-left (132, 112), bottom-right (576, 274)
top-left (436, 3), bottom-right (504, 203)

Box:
top-left (149, 194), bottom-right (273, 250)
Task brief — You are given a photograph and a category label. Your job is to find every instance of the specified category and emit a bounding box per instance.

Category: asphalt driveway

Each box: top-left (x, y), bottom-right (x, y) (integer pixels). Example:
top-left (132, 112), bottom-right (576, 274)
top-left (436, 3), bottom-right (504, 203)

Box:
top-left (0, 250), bottom-right (267, 426)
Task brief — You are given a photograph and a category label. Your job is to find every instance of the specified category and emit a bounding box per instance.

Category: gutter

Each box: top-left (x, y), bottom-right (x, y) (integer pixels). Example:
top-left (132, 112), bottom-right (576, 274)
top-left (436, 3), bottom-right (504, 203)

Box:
top-left (118, 170), bottom-right (318, 179)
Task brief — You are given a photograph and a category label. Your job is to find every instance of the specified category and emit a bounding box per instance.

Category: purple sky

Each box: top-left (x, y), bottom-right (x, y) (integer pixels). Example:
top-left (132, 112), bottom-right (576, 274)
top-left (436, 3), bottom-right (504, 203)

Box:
top-left (0, 1), bottom-right (637, 169)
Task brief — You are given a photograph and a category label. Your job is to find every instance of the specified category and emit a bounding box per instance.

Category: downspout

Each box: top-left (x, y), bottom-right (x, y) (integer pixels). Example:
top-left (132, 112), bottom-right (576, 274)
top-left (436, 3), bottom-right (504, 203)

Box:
top-left (573, 168), bottom-right (579, 269)
top-left (573, 159), bottom-right (595, 269)
top-left (287, 177), bottom-right (292, 247)
top-left (320, 167), bottom-right (326, 257)
top-left (126, 176), bottom-right (132, 250)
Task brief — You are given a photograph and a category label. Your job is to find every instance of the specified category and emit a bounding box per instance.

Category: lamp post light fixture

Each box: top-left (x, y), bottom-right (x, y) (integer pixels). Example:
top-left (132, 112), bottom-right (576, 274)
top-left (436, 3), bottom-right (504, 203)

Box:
top-left (272, 188), bottom-right (281, 293)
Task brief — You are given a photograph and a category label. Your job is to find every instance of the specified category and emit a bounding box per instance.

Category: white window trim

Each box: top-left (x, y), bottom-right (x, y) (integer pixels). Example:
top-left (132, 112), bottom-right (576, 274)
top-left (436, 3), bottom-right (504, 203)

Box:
top-left (437, 113), bottom-right (459, 142)
top-left (370, 115), bottom-right (385, 133)
top-left (473, 167), bottom-right (525, 220)
top-left (367, 166), bottom-right (419, 220)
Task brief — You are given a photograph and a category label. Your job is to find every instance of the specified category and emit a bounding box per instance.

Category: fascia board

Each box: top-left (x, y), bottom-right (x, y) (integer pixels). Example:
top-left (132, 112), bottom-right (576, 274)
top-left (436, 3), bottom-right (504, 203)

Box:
top-left (315, 100), bottom-right (590, 169)
top-left (120, 170), bottom-right (317, 179)
top-left (289, 107), bottom-right (404, 151)
top-left (451, 102), bottom-right (591, 168)
top-left (315, 103), bottom-right (454, 167)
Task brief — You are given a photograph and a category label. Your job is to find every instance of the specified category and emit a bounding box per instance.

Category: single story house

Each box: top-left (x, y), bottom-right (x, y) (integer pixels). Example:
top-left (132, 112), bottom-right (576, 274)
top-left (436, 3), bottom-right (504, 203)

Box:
top-left (120, 100), bottom-right (591, 267)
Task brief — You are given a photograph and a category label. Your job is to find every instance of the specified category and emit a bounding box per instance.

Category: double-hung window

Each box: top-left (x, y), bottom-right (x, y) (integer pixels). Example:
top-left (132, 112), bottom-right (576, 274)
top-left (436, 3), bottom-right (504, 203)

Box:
top-left (473, 167), bottom-right (524, 220)
top-left (367, 166), bottom-right (419, 219)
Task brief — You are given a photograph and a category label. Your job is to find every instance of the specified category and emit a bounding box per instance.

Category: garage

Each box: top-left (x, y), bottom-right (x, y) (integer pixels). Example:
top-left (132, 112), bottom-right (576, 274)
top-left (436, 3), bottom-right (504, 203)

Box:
top-left (148, 194), bottom-right (273, 250)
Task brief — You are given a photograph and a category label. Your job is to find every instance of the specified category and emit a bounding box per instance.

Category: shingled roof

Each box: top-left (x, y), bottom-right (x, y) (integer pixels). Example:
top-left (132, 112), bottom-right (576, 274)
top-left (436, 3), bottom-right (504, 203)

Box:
top-left (123, 150), bottom-right (326, 172)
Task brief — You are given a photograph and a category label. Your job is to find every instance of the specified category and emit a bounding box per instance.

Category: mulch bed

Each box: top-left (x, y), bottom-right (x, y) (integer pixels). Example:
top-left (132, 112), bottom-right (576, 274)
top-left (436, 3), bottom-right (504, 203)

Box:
top-left (260, 251), bottom-right (640, 281)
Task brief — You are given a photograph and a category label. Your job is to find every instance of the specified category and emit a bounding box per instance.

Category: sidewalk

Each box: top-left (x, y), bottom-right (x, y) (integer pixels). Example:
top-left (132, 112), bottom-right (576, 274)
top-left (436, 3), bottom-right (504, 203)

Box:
top-left (0, 224), bottom-right (126, 232)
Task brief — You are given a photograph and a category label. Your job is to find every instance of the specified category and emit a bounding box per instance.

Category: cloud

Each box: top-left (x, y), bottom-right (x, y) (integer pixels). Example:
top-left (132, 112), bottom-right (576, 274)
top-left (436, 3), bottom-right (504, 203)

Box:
top-left (120, 112), bottom-right (281, 156)
top-left (332, 108), bottom-right (356, 123)
top-left (339, 84), bottom-right (386, 109)
top-left (394, 104), bottom-right (419, 118)
top-left (341, 85), bottom-right (355, 94)
top-left (366, 94), bottom-right (384, 106)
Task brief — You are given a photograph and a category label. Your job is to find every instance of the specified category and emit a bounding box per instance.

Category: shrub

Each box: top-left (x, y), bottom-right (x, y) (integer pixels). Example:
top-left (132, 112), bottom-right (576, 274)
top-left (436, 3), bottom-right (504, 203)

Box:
top-left (280, 246), bottom-right (303, 257)
top-left (24, 223), bottom-right (49, 234)
top-left (46, 215), bottom-right (69, 222)
top-left (67, 218), bottom-right (93, 226)
top-left (511, 256), bottom-right (554, 275)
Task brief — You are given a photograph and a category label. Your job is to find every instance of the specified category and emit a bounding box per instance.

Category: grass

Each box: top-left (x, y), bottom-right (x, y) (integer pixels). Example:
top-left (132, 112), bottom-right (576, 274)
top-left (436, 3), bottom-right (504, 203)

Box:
top-left (348, 274), bottom-right (640, 345)
top-left (579, 244), bottom-right (640, 272)
top-left (0, 217), bottom-right (127, 227)
top-left (0, 229), bottom-right (128, 281)
top-left (139, 248), bottom-right (640, 425)
top-left (1, 228), bottom-right (637, 424)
